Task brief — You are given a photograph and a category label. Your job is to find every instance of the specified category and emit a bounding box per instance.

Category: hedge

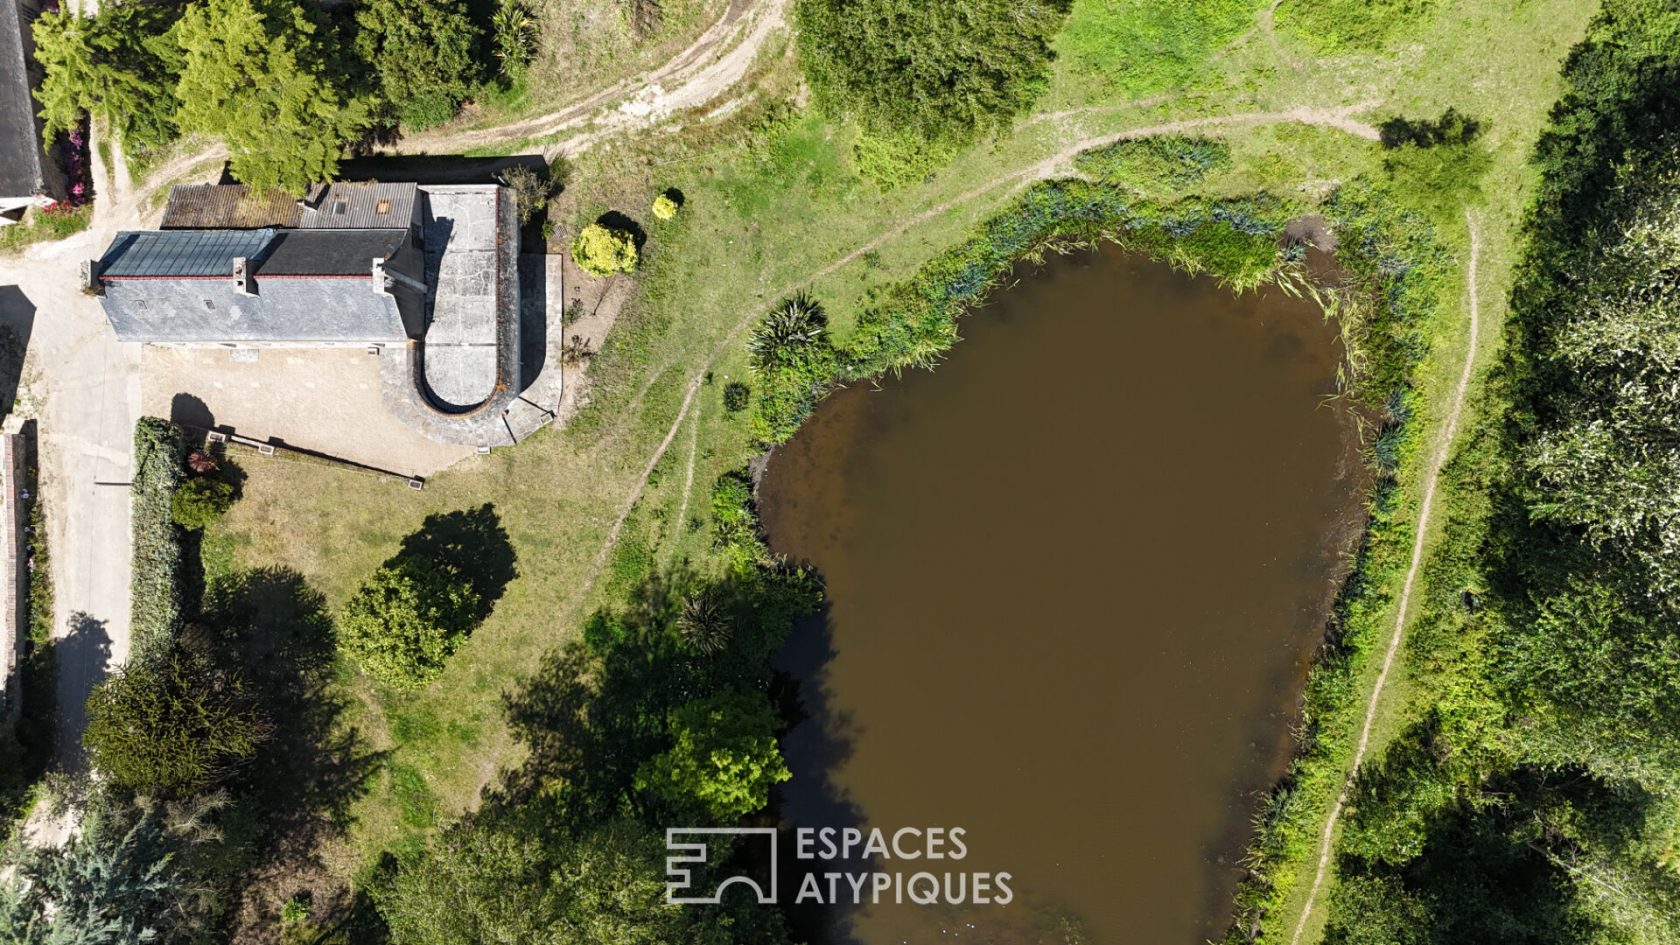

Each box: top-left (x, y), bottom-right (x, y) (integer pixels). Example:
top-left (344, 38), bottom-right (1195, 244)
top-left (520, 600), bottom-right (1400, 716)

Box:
top-left (130, 417), bottom-right (186, 661)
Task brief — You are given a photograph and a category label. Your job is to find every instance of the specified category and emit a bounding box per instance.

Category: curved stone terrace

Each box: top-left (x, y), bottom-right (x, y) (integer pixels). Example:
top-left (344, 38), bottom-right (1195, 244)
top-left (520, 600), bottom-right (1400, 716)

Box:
top-left (380, 184), bottom-right (525, 447)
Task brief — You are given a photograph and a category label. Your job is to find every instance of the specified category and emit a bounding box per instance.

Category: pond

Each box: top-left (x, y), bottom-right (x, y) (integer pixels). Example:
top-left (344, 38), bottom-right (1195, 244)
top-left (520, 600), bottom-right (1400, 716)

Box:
top-left (760, 243), bottom-right (1366, 944)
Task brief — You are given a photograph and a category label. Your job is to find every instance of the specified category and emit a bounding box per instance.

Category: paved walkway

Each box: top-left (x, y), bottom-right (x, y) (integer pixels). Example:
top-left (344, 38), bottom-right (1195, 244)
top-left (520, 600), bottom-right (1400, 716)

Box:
top-left (0, 225), bottom-right (142, 773)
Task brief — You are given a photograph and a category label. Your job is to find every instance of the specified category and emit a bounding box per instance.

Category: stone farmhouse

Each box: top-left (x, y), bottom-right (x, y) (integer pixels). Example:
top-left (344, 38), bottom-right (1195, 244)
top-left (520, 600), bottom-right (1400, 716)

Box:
top-left (90, 181), bottom-right (528, 447)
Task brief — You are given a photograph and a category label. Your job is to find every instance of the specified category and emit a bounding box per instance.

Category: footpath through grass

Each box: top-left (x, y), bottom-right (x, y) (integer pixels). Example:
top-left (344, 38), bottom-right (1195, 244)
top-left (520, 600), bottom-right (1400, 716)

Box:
top-left (212, 0), bottom-right (1597, 913)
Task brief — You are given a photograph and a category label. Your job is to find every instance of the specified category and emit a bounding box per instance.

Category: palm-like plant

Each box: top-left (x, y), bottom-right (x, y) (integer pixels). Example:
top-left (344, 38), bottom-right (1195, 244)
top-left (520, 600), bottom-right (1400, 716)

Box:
top-left (748, 293), bottom-right (827, 370)
top-left (492, 0), bottom-right (536, 78)
top-left (675, 590), bottom-right (731, 656)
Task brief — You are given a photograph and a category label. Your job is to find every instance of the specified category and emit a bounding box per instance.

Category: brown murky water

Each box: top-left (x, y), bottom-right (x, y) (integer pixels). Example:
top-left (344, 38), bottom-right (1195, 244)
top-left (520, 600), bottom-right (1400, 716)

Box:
top-left (760, 245), bottom-right (1366, 945)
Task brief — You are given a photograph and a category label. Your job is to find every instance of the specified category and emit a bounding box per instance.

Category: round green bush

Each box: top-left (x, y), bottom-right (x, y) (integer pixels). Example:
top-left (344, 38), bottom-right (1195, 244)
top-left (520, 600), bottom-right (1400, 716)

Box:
top-left (652, 192), bottom-right (679, 220)
top-left (339, 556), bottom-right (481, 688)
top-left (570, 222), bottom-right (638, 276)
top-left (171, 476), bottom-right (235, 530)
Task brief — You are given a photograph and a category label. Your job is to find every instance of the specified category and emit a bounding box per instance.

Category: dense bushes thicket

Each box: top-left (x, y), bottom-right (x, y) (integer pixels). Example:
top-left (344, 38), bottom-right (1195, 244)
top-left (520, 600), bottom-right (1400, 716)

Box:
top-left (1312, 2), bottom-right (1680, 942)
top-left (1073, 135), bottom-right (1232, 192)
top-left (131, 417), bottom-right (186, 660)
top-left (795, 0), bottom-right (1071, 183)
top-left (1276, 0), bottom-right (1439, 53)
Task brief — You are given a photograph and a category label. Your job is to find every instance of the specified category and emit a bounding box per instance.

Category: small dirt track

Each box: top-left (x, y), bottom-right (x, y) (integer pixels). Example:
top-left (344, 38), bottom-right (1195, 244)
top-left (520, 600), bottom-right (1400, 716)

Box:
top-left (1286, 210), bottom-right (1484, 945)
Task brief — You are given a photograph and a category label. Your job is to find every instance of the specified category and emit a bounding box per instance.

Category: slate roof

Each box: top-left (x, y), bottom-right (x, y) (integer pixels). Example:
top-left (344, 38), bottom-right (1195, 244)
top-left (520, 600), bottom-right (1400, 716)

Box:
top-left (161, 182), bottom-right (419, 230)
top-left (0, 0), bottom-right (50, 198)
top-left (99, 229), bottom-right (276, 278)
top-left (257, 230), bottom-right (408, 276)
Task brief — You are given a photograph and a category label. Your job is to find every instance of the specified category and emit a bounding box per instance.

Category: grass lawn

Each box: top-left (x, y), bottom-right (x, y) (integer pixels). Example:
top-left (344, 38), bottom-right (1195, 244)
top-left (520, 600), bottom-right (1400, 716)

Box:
top-left (211, 0), bottom-right (1600, 928)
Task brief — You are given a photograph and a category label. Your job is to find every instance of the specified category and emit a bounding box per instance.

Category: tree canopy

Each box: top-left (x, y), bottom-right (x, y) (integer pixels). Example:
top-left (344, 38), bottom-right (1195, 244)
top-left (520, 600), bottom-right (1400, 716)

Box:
top-left (635, 688), bottom-right (790, 820)
top-left (794, 0), bottom-right (1071, 146)
top-left (0, 803), bottom-right (213, 944)
top-left (1322, 3), bottom-right (1680, 941)
top-left (338, 555), bottom-right (481, 688)
top-left (30, 4), bottom-right (180, 153)
top-left (171, 0), bottom-right (368, 193)
top-left (353, 0), bottom-right (481, 131)
top-left (83, 651), bottom-right (271, 795)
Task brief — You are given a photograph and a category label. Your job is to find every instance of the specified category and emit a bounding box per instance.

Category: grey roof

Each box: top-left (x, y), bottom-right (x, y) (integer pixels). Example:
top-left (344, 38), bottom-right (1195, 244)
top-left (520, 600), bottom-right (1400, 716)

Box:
top-left (99, 274), bottom-right (417, 344)
top-left (160, 182), bottom-right (420, 230)
top-left (295, 182), bottom-right (417, 229)
top-left (257, 230), bottom-right (407, 276)
top-left (94, 225), bottom-right (427, 344)
top-left (0, 0), bottom-right (49, 198)
top-left (100, 229), bottom-right (275, 278)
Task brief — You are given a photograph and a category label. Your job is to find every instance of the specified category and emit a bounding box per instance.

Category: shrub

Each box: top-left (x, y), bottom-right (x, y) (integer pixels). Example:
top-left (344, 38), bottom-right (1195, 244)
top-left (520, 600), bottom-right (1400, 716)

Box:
top-left (83, 651), bottom-right (271, 794)
top-left (490, 0), bottom-right (535, 78)
top-left (339, 555), bottom-right (481, 688)
top-left (280, 894), bottom-right (311, 927)
top-left (722, 381), bottom-right (750, 413)
top-left (570, 223), bottom-right (638, 277)
top-left (633, 688), bottom-right (791, 820)
top-left (1378, 108), bottom-right (1482, 149)
top-left (747, 293), bottom-right (827, 371)
top-left (131, 417), bottom-right (186, 659)
top-left (171, 476), bottom-right (234, 530)
top-left (651, 192), bottom-right (679, 220)
top-left (497, 164), bottom-right (552, 225)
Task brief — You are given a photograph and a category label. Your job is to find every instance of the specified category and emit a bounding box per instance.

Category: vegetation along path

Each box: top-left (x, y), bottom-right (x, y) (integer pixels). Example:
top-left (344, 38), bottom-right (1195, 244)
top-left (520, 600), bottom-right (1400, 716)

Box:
top-left (1287, 210), bottom-right (1485, 945)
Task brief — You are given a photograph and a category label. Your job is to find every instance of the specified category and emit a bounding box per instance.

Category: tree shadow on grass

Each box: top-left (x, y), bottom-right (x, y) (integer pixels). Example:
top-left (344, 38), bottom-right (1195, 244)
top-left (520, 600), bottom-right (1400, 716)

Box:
top-left (196, 567), bottom-right (386, 940)
top-left (393, 503), bottom-right (518, 622)
top-left (596, 210), bottom-right (647, 250)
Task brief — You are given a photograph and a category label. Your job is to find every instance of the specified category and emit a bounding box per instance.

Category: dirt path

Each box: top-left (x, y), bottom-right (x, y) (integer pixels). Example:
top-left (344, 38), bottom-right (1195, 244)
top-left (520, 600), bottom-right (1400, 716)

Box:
top-left (752, 103), bottom-right (1380, 347)
top-left (390, 0), bottom-right (786, 158)
top-left (1286, 210), bottom-right (1484, 945)
top-left (668, 401), bottom-right (702, 559)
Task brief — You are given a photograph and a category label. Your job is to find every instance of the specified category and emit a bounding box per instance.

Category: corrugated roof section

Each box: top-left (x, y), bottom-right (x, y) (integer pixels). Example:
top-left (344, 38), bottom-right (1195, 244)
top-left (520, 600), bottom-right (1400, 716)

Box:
top-left (255, 230), bottom-right (406, 276)
top-left (161, 185), bottom-right (302, 229)
top-left (160, 181), bottom-right (419, 231)
top-left (99, 229), bottom-right (275, 278)
top-left (295, 183), bottom-right (418, 230)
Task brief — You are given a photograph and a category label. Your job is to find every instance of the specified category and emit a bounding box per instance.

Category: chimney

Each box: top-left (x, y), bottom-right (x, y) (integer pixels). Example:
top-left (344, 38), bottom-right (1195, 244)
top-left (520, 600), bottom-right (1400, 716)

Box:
top-left (231, 256), bottom-right (255, 296)
top-left (81, 259), bottom-right (104, 296)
